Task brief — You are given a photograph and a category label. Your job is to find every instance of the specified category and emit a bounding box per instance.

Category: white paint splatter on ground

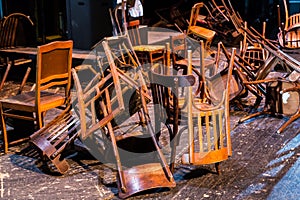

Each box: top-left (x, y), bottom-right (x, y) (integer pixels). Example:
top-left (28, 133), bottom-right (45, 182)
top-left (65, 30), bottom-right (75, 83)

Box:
top-left (0, 161), bottom-right (10, 198)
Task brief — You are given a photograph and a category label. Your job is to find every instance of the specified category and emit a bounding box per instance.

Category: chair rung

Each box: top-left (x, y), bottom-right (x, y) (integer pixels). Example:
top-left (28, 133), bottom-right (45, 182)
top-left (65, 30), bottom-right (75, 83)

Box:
top-left (13, 58), bottom-right (32, 65)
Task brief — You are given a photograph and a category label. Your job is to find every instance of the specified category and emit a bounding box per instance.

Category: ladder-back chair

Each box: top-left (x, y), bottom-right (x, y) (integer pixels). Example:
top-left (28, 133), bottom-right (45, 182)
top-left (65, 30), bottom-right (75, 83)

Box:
top-left (0, 13), bottom-right (35, 93)
top-left (0, 40), bottom-right (73, 153)
top-left (150, 44), bottom-right (235, 174)
top-left (73, 35), bottom-right (175, 198)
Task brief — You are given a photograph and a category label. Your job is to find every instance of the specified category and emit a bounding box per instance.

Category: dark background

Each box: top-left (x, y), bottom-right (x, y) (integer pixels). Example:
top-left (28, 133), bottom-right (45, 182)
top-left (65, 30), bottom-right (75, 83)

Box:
top-left (1, 0), bottom-right (299, 49)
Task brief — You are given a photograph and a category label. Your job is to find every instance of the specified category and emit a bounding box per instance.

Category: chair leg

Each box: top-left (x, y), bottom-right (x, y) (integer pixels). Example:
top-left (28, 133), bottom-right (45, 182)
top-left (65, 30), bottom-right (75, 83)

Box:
top-left (215, 162), bottom-right (221, 175)
top-left (277, 112), bottom-right (300, 134)
top-left (239, 110), bottom-right (270, 123)
top-left (36, 112), bottom-right (45, 130)
top-left (0, 104), bottom-right (8, 153)
top-left (169, 138), bottom-right (177, 173)
top-left (0, 62), bottom-right (12, 91)
top-left (18, 67), bottom-right (32, 94)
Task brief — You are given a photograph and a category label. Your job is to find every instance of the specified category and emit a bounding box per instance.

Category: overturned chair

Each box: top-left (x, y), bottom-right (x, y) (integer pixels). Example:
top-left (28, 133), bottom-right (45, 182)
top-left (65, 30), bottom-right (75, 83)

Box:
top-left (239, 77), bottom-right (300, 134)
top-left (150, 42), bottom-right (235, 174)
top-left (72, 35), bottom-right (175, 198)
top-left (30, 106), bottom-right (80, 174)
top-left (238, 25), bottom-right (300, 133)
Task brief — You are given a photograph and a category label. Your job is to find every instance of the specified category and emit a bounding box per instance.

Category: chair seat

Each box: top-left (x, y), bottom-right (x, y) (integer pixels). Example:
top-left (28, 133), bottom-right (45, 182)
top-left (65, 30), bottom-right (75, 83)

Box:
top-left (0, 91), bottom-right (65, 112)
top-left (189, 26), bottom-right (216, 40)
top-left (118, 163), bottom-right (176, 199)
top-left (182, 147), bottom-right (229, 165)
top-left (133, 45), bottom-right (165, 52)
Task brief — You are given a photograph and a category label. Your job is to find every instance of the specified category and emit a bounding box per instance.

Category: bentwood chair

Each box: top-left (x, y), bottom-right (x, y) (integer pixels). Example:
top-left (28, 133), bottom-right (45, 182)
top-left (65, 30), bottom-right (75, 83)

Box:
top-left (0, 40), bottom-right (73, 153)
top-left (72, 35), bottom-right (175, 198)
top-left (150, 46), bottom-right (235, 174)
top-left (187, 3), bottom-right (216, 51)
top-left (0, 13), bottom-right (35, 93)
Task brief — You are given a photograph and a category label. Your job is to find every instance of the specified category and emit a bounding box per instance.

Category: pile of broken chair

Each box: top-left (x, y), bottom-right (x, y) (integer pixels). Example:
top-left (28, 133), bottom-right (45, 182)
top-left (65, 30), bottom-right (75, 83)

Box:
top-left (7, 1), bottom-right (300, 199)
top-left (235, 23), bottom-right (300, 134)
top-left (28, 34), bottom-right (237, 198)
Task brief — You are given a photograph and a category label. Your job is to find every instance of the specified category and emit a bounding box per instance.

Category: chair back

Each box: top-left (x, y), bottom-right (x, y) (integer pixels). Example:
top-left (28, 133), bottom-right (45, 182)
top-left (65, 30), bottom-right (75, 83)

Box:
top-left (127, 19), bottom-right (142, 46)
top-left (36, 40), bottom-right (73, 105)
top-left (170, 33), bottom-right (187, 65)
top-left (188, 3), bottom-right (203, 34)
top-left (0, 13), bottom-right (34, 48)
top-left (239, 22), bottom-right (268, 72)
top-left (188, 3), bottom-right (204, 29)
top-left (182, 48), bottom-right (235, 168)
top-left (150, 63), bottom-right (196, 133)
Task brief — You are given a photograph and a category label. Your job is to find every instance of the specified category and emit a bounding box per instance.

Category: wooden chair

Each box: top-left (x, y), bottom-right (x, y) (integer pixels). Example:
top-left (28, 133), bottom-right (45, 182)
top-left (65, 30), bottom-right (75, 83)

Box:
top-left (239, 22), bottom-right (268, 74)
top-left (238, 24), bottom-right (300, 133)
top-left (239, 78), bottom-right (300, 134)
top-left (170, 33), bottom-right (219, 78)
top-left (278, 0), bottom-right (300, 49)
top-left (150, 44), bottom-right (235, 174)
top-left (29, 65), bottom-right (96, 174)
top-left (127, 19), bottom-right (165, 66)
top-left (0, 13), bottom-right (35, 93)
top-left (30, 106), bottom-right (80, 174)
top-left (182, 49), bottom-right (234, 174)
top-left (110, 4), bottom-right (165, 66)
top-left (0, 40), bottom-right (73, 153)
top-left (73, 35), bottom-right (175, 198)
top-left (187, 3), bottom-right (216, 51)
